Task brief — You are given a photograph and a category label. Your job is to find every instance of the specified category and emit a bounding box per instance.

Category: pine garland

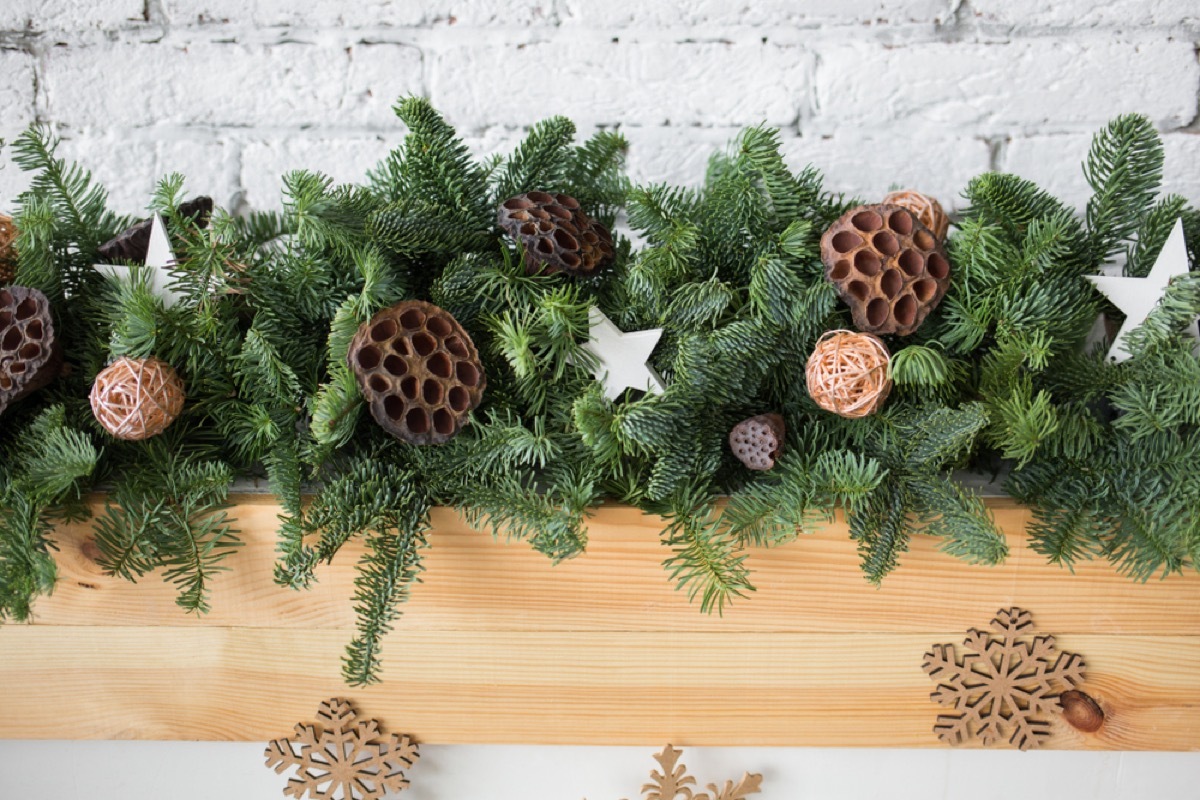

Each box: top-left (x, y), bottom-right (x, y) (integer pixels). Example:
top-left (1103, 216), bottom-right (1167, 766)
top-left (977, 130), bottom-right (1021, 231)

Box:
top-left (0, 102), bottom-right (1197, 685)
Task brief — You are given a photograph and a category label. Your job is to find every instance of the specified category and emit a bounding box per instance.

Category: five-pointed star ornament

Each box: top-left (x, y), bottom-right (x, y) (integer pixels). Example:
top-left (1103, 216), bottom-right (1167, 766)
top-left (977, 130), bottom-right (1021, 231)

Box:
top-left (578, 307), bottom-right (665, 401)
top-left (1086, 218), bottom-right (1199, 362)
top-left (92, 214), bottom-right (184, 307)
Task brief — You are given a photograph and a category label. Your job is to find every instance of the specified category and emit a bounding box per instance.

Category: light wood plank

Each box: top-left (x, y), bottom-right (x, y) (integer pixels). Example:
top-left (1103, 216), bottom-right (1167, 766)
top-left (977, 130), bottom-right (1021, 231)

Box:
top-left (30, 498), bottom-right (1200, 635)
top-left (1, 626), bottom-right (1196, 749)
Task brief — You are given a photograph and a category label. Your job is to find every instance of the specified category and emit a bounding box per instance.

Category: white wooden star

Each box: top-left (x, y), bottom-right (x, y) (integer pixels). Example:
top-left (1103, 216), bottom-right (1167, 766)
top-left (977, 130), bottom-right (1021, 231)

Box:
top-left (578, 307), bottom-right (665, 401)
top-left (1086, 218), bottom-right (1198, 362)
top-left (93, 213), bottom-right (183, 306)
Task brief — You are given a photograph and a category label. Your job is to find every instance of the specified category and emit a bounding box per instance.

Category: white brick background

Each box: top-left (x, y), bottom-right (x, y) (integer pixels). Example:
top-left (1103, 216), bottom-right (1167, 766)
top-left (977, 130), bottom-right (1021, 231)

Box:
top-left (2, 3), bottom-right (1200, 799)
top-left (0, 0), bottom-right (1197, 214)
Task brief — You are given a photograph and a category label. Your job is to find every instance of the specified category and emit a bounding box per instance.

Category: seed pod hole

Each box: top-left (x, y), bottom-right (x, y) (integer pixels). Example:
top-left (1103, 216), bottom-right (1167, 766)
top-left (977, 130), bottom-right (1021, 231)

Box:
top-left (867, 298), bottom-right (890, 328)
top-left (852, 210), bottom-right (882, 232)
top-left (830, 260), bottom-right (852, 281)
top-left (427, 351), bottom-right (453, 379)
top-left (894, 295), bottom-right (917, 327)
top-left (832, 231), bottom-right (862, 253)
top-left (913, 278), bottom-right (938, 302)
top-left (928, 253), bottom-right (950, 280)
top-left (15, 298), bottom-right (36, 320)
top-left (422, 379), bottom-right (443, 405)
top-left (371, 319), bottom-right (398, 342)
top-left (433, 408), bottom-right (454, 435)
top-left (445, 336), bottom-right (469, 358)
top-left (889, 210), bottom-right (913, 235)
top-left (400, 376), bottom-right (418, 400)
top-left (383, 395), bottom-right (404, 420)
top-left (357, 346), bottom-right (381, 371)
top-left (456, 361), bottom-right (480, 386)
top-left (399, 308), bottom-right (425, 330)
top-left (881, 270), bottom-right (903, 298)
top-left (383, 354), bottom-right (407, 377)
top-left (913, 230), bottom-right (936, 250)
top-left (899, 249), bottom-right (925, 277)
top-left (411, 332), bottom-right (436, 357)
top-left (848, 280), bottom-right (870, 302)
top-left (873, 231), bottom-right (899, 256)
top-left (854, 250), bottom-right (882, 276)
top-left (426, 316), bottom-right (452, 338)
top-left (406, 407), bottom-right (430, 434)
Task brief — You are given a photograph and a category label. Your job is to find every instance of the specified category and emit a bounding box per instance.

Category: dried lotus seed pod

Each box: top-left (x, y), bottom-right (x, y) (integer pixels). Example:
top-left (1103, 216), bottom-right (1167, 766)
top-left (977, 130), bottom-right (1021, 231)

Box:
top-left (0, 214), bottom-right (17, 285)
top-left (883, 189), bottom-right (950, 241)
top-left (497, 191), bottom-right (615, 277)
top-left (729, 413), bottom-right (786, 471)
top-left (0, 286), bottom-right (62, 415)
top-left (348, 300), bottom-right (486, 445)
top-left (820, 204), bottom-right (951, 336)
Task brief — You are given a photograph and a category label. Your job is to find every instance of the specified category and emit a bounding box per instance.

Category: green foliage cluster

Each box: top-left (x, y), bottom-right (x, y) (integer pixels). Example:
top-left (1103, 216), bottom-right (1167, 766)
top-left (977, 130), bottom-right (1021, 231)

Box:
top-left (1, 102), bottom-right (1196, 685)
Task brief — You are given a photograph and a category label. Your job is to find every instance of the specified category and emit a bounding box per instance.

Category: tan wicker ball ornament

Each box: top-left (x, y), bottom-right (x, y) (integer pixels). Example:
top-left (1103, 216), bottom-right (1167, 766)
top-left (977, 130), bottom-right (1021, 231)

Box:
top-left (90, 356), bottom-right (186, 440)
top-left (348, 300), bottom-right (485, 445)
top-left (497, 191), bottom-right (615, 277)
top-left (0, 214), bottom-right (17, 285)
top-left (883, 189), bottom-right (950, 241)
top-left (806, 331), bottom-right (892, 418)
top-left (820, 204), bottom-right (951, 336)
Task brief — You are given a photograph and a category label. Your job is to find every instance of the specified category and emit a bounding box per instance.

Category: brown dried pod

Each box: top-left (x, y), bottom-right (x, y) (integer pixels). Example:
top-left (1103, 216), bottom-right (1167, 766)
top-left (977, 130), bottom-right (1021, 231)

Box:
top-left (820, 204), bottom-right (951, 336)
top-left (1059, 690), bottom-right (1105, 733)
top-left (97, 196), bottom-right (214, 264)
top-left (729, 413), bottom-right (786, 471)
top-left (806, 330), bottom-right (892, 418)
top-left (90, 356), bottom-right (186, 440)
top-left (883, 189), bottom-right (950, 241)
top-left (497, 191), bottom-right (614, 277)
top-left (0, 214), bottom-right (17, 285)
top-left (349, 300), bottom-right (485, 445)
top-left (0, 286), bottom-right (62, 415)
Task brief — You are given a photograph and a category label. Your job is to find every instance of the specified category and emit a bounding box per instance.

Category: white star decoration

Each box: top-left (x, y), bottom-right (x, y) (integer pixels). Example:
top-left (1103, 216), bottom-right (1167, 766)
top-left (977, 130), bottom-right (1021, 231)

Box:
top-left (578, 307), bottom-right (665, 401)
top-left (1086, 218), bottom-right (1198, 362)
top-left (93, 214), bottom-right (183, 306)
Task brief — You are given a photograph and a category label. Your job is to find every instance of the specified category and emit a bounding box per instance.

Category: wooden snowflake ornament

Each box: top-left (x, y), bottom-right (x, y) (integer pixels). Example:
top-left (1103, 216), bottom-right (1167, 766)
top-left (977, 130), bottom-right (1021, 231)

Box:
top-left (613, 745), bottom-right (762, 800)
top-left (264, 698), bottom-right (419, 800)
top-left (922, 607), bottom-right (1086, 750)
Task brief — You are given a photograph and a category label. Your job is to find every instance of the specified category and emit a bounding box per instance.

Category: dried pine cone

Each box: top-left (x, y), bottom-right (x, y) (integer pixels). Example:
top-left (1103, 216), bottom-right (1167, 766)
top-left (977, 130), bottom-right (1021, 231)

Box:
top-left (0, 214), bottom-right (17, 285)
top-left (90, 356), bottom-right (186, 440)
top-left (0, 286), bottom-right (62, 415)
top-left (497, 191), bottom-right (614, 276)
top-left (349, 300), bottom-right (485, 445)
top-left (729, 413), bottom-right (786, 471)
top-left (97, 196), bottom-right (214, 264)
top-left (820, 204), bottom-right (951, 336)
top-left (883, 189), bottom-right (950, 240)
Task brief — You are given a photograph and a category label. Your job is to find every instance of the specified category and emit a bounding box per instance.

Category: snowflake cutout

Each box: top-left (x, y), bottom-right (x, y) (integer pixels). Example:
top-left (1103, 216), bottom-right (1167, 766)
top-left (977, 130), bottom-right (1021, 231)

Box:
top-left (264, 698), bottom-right (419, 800)
top-left (610, 745), bottom-right (762, 800)
top-left (922, 607), bottom-right (1086, 750)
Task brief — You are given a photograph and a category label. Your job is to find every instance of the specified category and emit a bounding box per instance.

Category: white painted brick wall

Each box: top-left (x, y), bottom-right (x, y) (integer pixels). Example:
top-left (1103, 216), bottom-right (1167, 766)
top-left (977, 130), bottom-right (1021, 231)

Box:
top-left (0, 0), bottom-right (1197, 219)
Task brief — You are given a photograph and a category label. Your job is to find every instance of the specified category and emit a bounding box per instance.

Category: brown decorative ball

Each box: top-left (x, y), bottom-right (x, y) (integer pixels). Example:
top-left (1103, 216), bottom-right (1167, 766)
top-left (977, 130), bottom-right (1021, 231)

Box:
top-left (497, 191), bottom-right (615, 277)
top-left (348, 300), bottom-right (485, 445)
top-left (729, 413), bottom-right (786, 471)
top-left (0, 214), bottom-right (17, 285)
top-left (97, 196), bottom-right (214, 264)
top-left (806, 331), bottom-right (892, 418)
top-left (0, 286), bottom-right (62, 415)
top-left (820, 204), bottom-right (951, 336)
top-left (883, 189), bottom-right (950, 241)
top-left (90, 356), bottom-right (186, 440)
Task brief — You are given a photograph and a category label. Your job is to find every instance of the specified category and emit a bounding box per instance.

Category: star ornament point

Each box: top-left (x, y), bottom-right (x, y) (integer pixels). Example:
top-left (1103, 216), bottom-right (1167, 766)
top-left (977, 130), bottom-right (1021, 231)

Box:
top-left (578, 307), bottom-right (665, 401)
top-left (1086, 218), bottom-right (1198, 362)
top-left (92, 213), bottom-right (183, 306)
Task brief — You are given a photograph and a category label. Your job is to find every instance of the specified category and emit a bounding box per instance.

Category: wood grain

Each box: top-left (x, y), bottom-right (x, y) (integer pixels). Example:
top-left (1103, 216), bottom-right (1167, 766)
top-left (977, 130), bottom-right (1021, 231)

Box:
top-left (3, 497), bottom-right (1199, 748)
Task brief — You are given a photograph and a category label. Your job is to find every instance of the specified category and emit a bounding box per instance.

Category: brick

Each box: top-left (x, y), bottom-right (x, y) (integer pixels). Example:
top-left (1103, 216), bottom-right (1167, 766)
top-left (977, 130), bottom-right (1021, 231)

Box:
top-left (782, 128), bottom-right (991, 211)
top-left (432, 41), bottom-right (808, 128)
top-left (559, 0), bottom-right (949, 28)
top-left (240, 137), bottom-right (391, 210)
top-left (0, 50), bottom-right (36, 129)
top-left (0, 0), bottom-right (143, 31)
top-left (968, 0), bottom-right (1199, 29)
top-left (55, 132), bottom-right (239, 215)
top-left (162, 0), bottom-right (552, 28)
top-left (813, 39), bottom-right (1199, 133)
top-left (42, 41), bottom-right (422, 130)
top-left (1001, 131), bottom-right (1200, 212)
top-left (622, 126), bottom-right (742, 187)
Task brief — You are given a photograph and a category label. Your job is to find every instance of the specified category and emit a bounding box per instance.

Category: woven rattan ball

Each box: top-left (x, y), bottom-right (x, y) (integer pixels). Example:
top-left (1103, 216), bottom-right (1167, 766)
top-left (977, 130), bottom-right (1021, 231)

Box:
top-left (805, 331), bottom-right (892, 418)
top-left (90, 356), bottom-right (186, 440)
top-left (883, 189), bottom-right (950, 241)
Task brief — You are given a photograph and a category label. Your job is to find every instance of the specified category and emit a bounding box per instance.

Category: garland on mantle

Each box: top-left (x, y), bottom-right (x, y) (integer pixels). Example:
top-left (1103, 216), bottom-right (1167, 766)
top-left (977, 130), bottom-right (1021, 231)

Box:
top-left (0, 99), bottom-right (1197, 685)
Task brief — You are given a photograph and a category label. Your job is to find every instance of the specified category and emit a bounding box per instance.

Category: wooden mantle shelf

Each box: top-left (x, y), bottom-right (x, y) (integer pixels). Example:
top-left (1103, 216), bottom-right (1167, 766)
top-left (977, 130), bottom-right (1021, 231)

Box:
top-left (1, 496), bottom-right (1198, 749)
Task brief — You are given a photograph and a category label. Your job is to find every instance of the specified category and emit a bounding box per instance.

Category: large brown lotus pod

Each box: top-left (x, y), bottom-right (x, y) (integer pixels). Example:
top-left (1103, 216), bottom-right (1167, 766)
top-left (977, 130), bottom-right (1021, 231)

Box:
top-left (883, 189), bottom-right (950, 241)
top-left (90, 356), bottom-right (186, 440)
top-left (97, 196), bottom-right (214, 264)
top-left (0, 286), bottom-right (62, 415)
top-left (806, 330), bottom-right (892, 419)
top-left (348, 300), bottom-right (486, 445)
top-left (497, 191), bottom-right (614, 277)
top-left (820, 204), bottom-right (951, 336)
top-left (729, 413), bottom-right (786, 471)
top-left (0, 214), bottom-right (17, 285)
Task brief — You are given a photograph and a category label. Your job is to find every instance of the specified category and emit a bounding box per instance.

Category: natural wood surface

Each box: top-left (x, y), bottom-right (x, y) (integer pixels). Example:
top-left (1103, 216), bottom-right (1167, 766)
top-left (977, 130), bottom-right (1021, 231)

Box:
top-left (2, 497), bottom-right (1199, 748)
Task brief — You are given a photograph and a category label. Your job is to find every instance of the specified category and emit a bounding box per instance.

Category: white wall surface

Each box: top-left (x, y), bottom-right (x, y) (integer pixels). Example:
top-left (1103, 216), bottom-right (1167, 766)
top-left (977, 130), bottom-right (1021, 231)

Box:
top-left (1, 1), bottom-right (1199, 797)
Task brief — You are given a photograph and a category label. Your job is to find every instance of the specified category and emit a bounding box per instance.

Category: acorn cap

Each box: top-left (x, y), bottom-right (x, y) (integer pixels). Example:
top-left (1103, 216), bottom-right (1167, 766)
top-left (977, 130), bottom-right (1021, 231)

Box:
top-left (497, 191), bottom-right (615, 277)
